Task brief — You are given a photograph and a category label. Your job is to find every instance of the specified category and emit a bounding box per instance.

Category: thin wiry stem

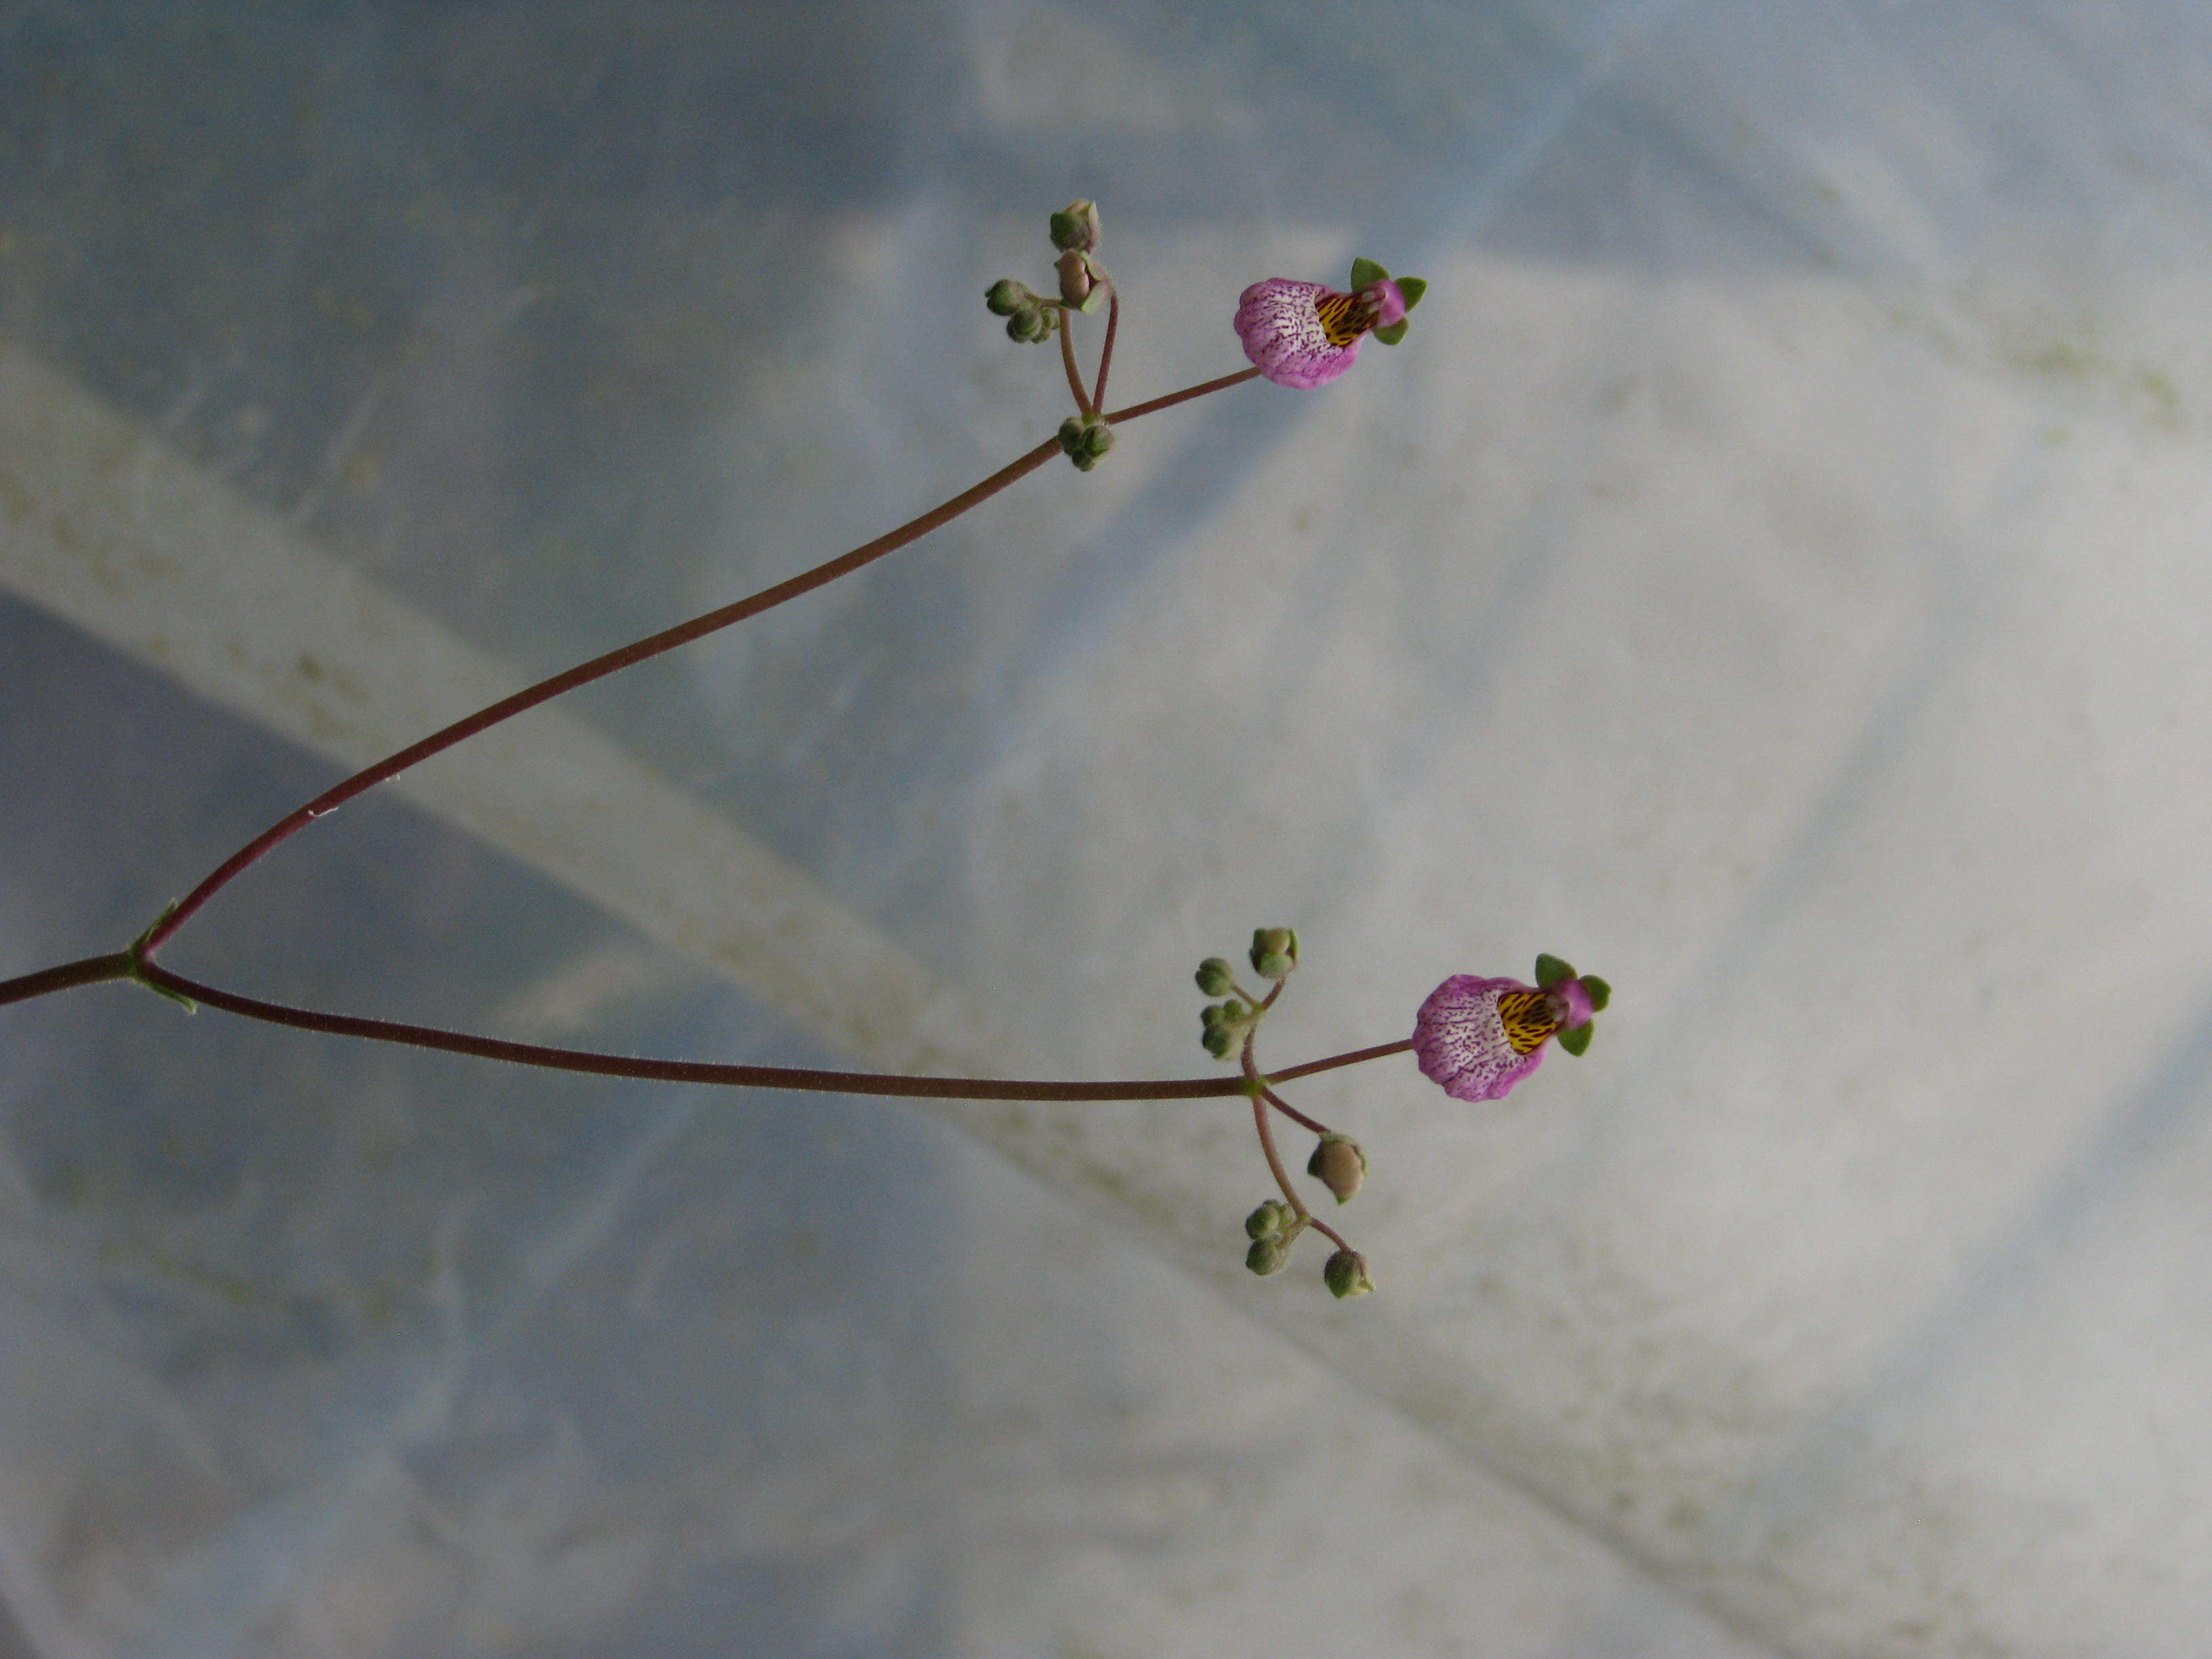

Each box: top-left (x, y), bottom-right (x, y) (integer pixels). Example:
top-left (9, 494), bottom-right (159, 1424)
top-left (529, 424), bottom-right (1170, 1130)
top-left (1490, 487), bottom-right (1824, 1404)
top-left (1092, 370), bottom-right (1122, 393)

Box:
top-left (129, 960), bottom-right (1409, 1105)
top-left (140, 364), bottom-right (1258, 962)
top-left (1103, 366), bottom-right (1261, 425)
top-left (1261, 1084), bottom-right (1330, 1137)
top-left (1057, 308), bottom-right (1094, 416)
top-left (1090, 284), bottom-right (1120, 411)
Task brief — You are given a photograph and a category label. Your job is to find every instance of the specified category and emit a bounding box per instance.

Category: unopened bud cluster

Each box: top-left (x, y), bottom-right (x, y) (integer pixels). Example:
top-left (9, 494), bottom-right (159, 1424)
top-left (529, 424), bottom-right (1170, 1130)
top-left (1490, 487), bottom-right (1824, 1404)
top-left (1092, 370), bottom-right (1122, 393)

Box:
top-left (984, 199), bottom-right (1112, 346)
top-left (984, 278), bottom-right (1059, 344)
top-left (1243, 1198), bottom-right (1303, 1275)
top-left (1191, 927), bottom-right (1305, 1057)
top-left (1198, 994), bottom-right (1253, 1059)
top-left (1058, 412), bottom-right (1115, 471)
top-left (1192, 929), bottom-right (1378, 1300)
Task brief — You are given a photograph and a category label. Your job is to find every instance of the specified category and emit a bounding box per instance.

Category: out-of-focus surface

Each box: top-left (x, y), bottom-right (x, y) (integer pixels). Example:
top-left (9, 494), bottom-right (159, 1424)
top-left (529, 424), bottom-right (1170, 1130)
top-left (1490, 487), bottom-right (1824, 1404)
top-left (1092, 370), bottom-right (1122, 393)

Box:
top-left (5, 3), bottom-right (2212, 1655)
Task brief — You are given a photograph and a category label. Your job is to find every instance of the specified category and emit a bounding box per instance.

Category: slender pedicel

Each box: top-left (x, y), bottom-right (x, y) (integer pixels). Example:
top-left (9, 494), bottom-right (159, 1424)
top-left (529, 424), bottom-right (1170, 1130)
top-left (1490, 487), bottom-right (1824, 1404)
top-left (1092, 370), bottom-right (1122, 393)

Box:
top-left (138, 365), bottom-right (1257, 964)
top-left (110, 958), bottom-right (1408, 1103)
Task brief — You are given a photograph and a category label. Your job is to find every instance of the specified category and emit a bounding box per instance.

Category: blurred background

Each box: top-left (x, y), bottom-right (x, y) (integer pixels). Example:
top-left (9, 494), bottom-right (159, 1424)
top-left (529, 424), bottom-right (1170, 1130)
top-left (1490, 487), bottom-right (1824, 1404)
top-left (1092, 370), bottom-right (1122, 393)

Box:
top-left (5, 2), bottom-right (2212, 1654)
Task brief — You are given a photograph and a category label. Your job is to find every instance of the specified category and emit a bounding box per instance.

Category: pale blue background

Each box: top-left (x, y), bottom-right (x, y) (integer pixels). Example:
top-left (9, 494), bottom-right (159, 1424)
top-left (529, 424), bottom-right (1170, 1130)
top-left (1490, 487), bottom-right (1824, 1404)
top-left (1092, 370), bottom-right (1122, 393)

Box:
top-left (5, 3), bottom-right (2212, 1655)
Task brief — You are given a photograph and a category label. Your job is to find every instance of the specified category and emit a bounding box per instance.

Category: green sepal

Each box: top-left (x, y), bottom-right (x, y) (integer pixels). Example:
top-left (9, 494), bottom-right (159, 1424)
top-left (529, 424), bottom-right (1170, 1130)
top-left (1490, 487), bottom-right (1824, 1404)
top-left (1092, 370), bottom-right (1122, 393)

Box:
top-left (1534, 953), bottom-right (1576, 989)
top-left (1348, 256), bottom-right (1391, 290)
top-left (1557, 1023), bottom-right (1593, 1057)
top-left (1395, 276), bottom-right (1428, 311)
top-left (1580, 975), bottom-right (1612, 1012)
top-left (1372, 319), bottom-right (1410, 346)
top-left (1246, 1236), bottom-right (1290, 1276)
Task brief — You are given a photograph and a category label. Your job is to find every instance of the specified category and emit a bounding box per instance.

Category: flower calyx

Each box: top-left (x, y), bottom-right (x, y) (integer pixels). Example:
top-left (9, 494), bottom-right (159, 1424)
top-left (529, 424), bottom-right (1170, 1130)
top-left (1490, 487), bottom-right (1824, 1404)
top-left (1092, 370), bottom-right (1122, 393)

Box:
top-left (985, 277), bottom-right (1061, 344)
top-left (1306, 1134), bottom-right (1366, 1204)
top-left (1243, 1200), bottom-right (1313, 1277)
top-left (1057, 411), bottom-right (1115, 471)
top-left (1323, 1248), bottom-right (1374, 1300)
top-left (1054, 247), bottom-right (1108, 312)
top-left (1249, 926), bottom-right (1298, 980)
top-left (1048, 199), bottom-right (1102, 254)
top-left (1200, 993), bottom-right (1260, 1059)
top-left (1246, 1235), bottom-right (1292, 1276)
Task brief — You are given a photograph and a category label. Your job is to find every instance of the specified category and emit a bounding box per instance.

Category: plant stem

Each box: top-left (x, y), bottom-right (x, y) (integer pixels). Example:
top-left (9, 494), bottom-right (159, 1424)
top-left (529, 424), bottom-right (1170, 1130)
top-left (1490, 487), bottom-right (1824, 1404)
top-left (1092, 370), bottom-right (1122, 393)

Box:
top-left (120, 959), bottom-right (1408, 1103)
top-left (138, 364), bottom-right (1258, 962)
top-left (1102, 367), bottom-right (1260, 425)
top-left (0, 952), bottom-right (131, 1008)
top-left (1267, 1038), bottom-right (1412, 1084)
top-left (1247, 1035), bottom-right (1345, 1256)
top-left (1242, 1034), bottom-right (1307, 1218)
top-left (1057, 308), bottom-right (1094, 416)
top-left (1248, 1082), bottom-right (1307, 1214)
top-left (1090, 285), bottom-right (1120, 411)
top-left (1261, 1085), bottom-right (1330, 1136)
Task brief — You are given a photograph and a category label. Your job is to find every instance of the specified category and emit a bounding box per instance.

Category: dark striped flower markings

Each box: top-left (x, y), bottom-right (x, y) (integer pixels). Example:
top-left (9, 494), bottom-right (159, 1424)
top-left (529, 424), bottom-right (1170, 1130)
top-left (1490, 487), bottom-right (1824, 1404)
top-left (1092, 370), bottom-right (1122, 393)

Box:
top-left (1411, 954), bottom-right (1612, 1104)
top-left (1232, 256), bottom-right (1429, 389)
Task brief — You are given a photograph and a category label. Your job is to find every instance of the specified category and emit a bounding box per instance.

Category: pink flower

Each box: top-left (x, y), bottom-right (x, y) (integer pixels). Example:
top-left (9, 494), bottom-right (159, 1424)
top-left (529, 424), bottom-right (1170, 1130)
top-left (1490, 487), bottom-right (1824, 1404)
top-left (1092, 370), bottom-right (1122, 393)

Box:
top-left (1233, 258), bottom-right (1426, 389)
top-left (1411, 957), bottom-right (1608, 1103)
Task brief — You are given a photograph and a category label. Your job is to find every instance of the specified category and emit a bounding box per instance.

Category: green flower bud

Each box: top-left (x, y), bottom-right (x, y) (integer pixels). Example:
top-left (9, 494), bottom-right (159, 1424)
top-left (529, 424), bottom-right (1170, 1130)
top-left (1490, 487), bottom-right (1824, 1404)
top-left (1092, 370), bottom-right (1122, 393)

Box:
top-left (1247, 1235), bottom-right (1290, 1276)
top-left (1306, 1134), bottom-right (1367, 1204)
top-left (1195, 958), bottom-right (1235, 996)
top-left (1057, 412), bottom-right (1115, 470)
top-left (1245, 1198), bottom-right (1293, 1241)
top-left (1006, 305), bottom-right (1058, 344)
top-left (1323, 1248), bottom-right (1374, 1299)
top-left (1202, 1022), bottom-right (1234, 1059)
top-left (1055, 248), bottom-right (1096, 309)
top-left (985, 277), bottom-right (1031, 316)
top-left (1249, 926), bottom-right (1299, 979)
top-left (1048, 199), bottom-right (1102, 253)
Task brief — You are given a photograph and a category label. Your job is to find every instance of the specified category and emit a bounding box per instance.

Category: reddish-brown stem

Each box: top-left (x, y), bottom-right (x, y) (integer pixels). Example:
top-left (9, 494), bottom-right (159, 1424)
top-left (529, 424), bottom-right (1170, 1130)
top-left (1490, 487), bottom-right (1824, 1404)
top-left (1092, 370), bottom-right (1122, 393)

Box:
top-left (1090, 285), bottom-right (1120, 412)
top-left (1306, 1210), bottom-right (1353, 1254)
top-left (0, 951), bottom-right (131, 1008)
top-left (1242, 1036), bottom-right (1307, 1216)
top-left (1102, 366), bottom-right (1261, 425)
top-left (1267, 1038), bottom-right (1412, 1086)
top-left (1242, 1027), bottom-right (1353, 1254)
top-left (1261, 1084), bottom-right (1330, 1137)
top-left (1249, 1091), bottom-right (1306, 1210)
top-left (140, 432), bottom-right (1049, 954)
top-left (1057, 310), bottom-right (1094, 417)
top-left (119, 959), bottom-right (1408, 1104)
top-left (138, 364), bottom-right (1259, 963)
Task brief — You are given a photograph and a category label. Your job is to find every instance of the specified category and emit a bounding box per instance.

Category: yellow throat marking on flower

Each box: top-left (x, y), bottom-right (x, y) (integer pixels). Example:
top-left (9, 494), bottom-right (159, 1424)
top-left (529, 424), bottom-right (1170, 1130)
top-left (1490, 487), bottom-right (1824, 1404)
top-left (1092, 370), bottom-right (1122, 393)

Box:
top-left (1496, 990), bottom-right (1559, 1056)
top-left (1314, 291), bottom-right (1373, 348)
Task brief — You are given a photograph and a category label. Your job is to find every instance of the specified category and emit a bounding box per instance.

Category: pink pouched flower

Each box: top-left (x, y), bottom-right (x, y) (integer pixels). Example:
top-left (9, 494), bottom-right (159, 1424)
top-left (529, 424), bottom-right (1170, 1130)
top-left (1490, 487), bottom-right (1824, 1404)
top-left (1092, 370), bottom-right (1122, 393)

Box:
top-left (1412, 956), bottom-right (1609, 1103)
top-left (1233, 258), bottom-right (1426, 389)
